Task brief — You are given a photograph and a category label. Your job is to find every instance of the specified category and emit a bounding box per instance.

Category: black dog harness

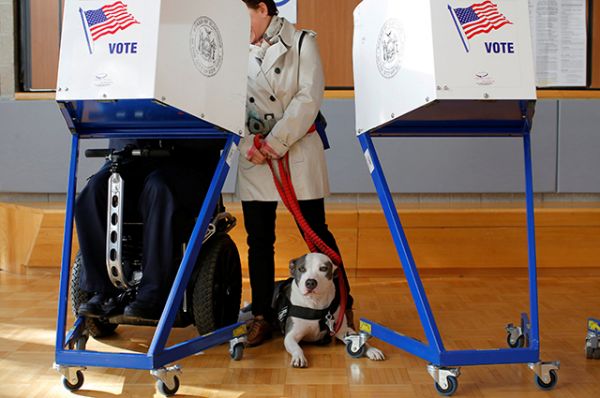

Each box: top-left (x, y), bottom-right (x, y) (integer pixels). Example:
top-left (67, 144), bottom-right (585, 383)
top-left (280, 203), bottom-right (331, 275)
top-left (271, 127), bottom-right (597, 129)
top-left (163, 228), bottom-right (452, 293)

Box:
top-left (272, 278), bottom-right (340, 339)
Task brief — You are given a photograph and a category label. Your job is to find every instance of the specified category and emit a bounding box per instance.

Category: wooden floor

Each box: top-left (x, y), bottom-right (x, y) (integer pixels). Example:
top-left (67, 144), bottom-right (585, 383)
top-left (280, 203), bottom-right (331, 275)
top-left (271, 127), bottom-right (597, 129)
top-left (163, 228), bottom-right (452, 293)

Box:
top-left (1, 268), bottom-right (600, 397)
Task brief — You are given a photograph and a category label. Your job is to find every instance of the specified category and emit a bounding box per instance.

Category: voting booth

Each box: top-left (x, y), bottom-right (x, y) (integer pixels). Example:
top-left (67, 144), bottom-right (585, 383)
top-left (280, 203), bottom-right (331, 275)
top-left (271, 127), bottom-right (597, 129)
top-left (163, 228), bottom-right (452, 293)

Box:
top-left (352, 0), bottom-right (558, 395)
top-left (54, 0), bottom-right (249, 395)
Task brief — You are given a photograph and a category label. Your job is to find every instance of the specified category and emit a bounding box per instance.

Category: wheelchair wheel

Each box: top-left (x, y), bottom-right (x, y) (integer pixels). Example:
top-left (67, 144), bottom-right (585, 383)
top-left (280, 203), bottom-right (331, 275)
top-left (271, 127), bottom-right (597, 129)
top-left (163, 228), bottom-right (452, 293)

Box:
top-left (191, 233), bottom-right (242, 336)
top-left (71, 252), bottom-right (118, 338)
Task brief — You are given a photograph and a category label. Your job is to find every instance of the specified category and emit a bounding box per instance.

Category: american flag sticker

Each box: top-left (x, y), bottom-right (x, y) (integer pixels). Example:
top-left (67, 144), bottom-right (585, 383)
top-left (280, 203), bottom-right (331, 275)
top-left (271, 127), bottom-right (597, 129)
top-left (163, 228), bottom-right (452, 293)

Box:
top-left (448, 1), bottom-right (512, 53)
top-left (79, 1), bottom-right (140, 54)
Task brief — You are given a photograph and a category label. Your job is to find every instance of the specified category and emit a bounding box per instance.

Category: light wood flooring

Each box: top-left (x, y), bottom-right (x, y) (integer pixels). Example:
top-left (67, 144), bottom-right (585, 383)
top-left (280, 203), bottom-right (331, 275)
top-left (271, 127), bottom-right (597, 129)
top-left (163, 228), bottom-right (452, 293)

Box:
top-left (1, 268), bottom-right (600, 397)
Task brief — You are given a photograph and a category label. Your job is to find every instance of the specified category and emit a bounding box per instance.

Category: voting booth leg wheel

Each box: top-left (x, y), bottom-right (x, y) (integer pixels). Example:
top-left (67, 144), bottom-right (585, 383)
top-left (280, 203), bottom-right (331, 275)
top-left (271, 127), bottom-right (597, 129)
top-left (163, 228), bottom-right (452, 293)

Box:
top-left (152, 366), bottom-right (181, 397)
top-left (506, 315), bottom-right (528, 349)
top-left (54, 364), bottom-right (86, 392)
top-left (191, 234), bottom-right (242, 336)
top-left (585, 346), bottom-right (595, 359)
top-left (585, 333), bottom-right (600, 359)
top-left (529, 362), bottom-right (560, 391)
top-left (70, 252), bottom-right (118, 337)
top-left (586, 318), bottom-right (600, 359)
top-left (427, 365), bottom-right (460, 397)
top-left (344, 332), bottom-right (369, 358)
top-left (506, 322), bottom-right (525, 349)
top-left (229, 340), bottom-right (245, 361)
top-left (435, 376), bottom-right (458, 397)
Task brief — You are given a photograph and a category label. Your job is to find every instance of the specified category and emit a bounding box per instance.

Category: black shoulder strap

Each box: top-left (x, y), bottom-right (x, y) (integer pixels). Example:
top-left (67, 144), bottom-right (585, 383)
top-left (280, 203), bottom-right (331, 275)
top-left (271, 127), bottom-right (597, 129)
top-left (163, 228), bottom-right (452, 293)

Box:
top-left (296, 30), bottom-right (330, 149)
top-left (299, 30), bottom-right (307, 53)
top-left (296, 31), bottom-right (307, 89)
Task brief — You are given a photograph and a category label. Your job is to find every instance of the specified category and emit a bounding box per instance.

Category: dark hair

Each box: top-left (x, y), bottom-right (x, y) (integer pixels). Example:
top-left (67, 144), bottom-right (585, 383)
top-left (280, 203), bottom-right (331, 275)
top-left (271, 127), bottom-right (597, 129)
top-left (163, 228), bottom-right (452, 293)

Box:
top-left (242, 0), bottom-right (278, 16)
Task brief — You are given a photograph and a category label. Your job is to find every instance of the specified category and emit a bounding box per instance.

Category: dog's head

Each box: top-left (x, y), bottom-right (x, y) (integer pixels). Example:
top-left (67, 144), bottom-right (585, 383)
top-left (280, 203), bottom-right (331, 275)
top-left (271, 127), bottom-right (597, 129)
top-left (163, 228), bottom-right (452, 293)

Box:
top-left (289, 253), bottom-right (337, 296)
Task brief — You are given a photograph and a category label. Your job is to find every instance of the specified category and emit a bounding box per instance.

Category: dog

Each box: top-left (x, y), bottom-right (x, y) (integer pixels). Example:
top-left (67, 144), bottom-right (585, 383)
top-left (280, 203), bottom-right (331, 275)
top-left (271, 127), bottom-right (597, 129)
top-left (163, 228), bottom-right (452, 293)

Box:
top-left (273, 253), bottom-right (385, 368)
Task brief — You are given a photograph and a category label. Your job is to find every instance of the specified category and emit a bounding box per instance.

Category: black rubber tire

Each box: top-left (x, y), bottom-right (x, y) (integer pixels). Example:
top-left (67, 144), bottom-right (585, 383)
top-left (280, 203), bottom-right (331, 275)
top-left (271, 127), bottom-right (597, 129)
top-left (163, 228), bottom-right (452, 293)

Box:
top-left (435, 375), bottom-right (459, 396)
top-left (191, 234), bottom-right (242, 336)
top-left (62, 370), bottom-right (84, 391)
top-left (507, 334), bottom-right (525, 349)
top-left (345, 341), bottom-right (367, 358)
top-left (156, 376), bottom-right (180, 397)
top-left (535, 370), bottom-right (558, 390)
top-left (231, 343), bottom-right (244, 361)
top-left (70, 252), bottom-right (118, 338)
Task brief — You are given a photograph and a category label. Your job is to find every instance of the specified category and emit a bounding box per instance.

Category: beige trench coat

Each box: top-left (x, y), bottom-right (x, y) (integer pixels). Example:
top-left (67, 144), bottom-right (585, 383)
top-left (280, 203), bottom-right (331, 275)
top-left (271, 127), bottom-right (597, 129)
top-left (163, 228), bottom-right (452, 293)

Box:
top-left (236, 18), bottom-right (329, 202)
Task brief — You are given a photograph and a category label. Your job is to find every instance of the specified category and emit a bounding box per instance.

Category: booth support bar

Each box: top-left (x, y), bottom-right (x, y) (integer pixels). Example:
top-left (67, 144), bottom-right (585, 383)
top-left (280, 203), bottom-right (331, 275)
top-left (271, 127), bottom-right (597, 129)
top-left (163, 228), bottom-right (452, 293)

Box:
top-left (357, 132), bottom-right (445, 353)
top-left (149, 134), bottom-right (241, 355)
top-left (523, 133), bottom-right (541, 351)
top-left (55, 134), bottom-right (80, 354)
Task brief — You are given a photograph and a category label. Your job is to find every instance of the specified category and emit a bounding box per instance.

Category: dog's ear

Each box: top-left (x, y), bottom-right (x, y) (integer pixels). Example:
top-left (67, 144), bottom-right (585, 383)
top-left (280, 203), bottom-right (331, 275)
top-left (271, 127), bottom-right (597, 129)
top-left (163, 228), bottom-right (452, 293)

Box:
top-left (289, 258), bottom-right (297, 276)
top-left (329, 261), bottom-right (338, 272)
top-left (328, 261), bottom-right (338, 280)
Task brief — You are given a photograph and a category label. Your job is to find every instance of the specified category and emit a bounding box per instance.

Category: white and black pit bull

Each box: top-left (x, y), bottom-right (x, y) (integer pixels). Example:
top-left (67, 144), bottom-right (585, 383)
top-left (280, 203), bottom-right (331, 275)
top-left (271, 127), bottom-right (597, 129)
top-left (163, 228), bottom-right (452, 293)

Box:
top-left (272, 253), bottom-right (385, 368)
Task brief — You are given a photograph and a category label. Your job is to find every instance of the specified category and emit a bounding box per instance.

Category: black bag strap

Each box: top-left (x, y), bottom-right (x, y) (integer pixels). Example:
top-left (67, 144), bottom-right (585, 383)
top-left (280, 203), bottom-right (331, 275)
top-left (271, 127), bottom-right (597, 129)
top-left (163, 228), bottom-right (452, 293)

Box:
top-left (297, 30), bottom-right (330, 149)
top-left (299, 30), bottom-right (307, 52)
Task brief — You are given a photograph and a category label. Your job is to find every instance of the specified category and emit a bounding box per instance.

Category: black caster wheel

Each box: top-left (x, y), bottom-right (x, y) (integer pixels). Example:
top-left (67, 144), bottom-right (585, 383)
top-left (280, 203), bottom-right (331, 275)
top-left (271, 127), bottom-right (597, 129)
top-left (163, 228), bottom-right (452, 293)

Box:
top-left (156, 376), bottom-right (180, 397)
top-left (534, 370), bottom-right (558, 390)
top-left (586, 346), bottom-right (594, 359)
top-left (345, 342), bottom-right (366, 358)
top-left (435, 375), bottom-right (458, 396)
top-left (507, 334), bottom-right (525, 348)
top-left (231, 344), bottom-right (244, 361)
top-left (62, 370), bottom-right (84, 392)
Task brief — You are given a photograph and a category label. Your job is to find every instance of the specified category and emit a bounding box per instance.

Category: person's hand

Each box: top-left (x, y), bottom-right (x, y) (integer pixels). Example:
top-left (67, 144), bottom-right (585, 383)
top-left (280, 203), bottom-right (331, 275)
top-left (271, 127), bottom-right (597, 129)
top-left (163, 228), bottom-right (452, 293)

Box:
top-left (259, 142), bottom-right (282, 160)
top-left (248, 148), bottom-right (267, 165)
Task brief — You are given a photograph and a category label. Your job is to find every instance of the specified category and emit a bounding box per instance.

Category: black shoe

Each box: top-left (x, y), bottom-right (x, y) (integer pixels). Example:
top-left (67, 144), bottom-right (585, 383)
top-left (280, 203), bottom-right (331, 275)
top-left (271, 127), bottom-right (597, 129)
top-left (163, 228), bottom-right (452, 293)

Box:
top-left (123, 300), bottom-right (163, 320)
top-left (78, 293), bottom-right (108, 318)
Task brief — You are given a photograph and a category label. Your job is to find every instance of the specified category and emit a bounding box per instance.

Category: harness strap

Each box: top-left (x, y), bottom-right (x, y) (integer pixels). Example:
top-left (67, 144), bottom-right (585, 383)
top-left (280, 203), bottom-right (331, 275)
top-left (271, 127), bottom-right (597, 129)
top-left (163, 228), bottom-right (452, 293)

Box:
top-left (287, 292), bottom-right (340, 321)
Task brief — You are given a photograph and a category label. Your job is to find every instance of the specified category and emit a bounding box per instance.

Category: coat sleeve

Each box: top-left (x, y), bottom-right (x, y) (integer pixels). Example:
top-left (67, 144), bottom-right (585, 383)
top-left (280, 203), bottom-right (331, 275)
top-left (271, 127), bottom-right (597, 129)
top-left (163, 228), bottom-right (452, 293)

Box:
top-left (264, 33), bottom-right (325, 157)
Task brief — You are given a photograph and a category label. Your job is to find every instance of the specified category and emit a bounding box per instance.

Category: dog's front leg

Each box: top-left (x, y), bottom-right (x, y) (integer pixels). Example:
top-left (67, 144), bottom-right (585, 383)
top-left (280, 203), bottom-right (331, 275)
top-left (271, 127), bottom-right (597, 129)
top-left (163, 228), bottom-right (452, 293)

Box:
top-left (284, 332), bottom-right (308, 368)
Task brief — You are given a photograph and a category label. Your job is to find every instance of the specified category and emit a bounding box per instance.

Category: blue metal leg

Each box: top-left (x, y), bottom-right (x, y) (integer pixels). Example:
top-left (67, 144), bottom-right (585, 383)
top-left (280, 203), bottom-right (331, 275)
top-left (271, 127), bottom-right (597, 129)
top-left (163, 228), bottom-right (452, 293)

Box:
top-left (155, 323), bottom-right (246, 367)
top-left (360, 318), bottom-right (439, 363)
top-left (357, 133), bottom-right (445, 357)
top-left (55, 134), bottom-right (80, 355)
top-left (55, 133), bottom-right (246, 372)
top-left (149, 134), bottom-right (241, 360)
top-left (523, 133), bottom-right (540, 354)
top-left (357, 132), bottom-right (543, 368)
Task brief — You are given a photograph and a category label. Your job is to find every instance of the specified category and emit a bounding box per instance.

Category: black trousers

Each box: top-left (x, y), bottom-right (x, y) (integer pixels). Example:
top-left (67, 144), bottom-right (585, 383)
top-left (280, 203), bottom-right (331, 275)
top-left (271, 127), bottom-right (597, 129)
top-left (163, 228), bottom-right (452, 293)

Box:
top-left (75, 151), bottom-right (217, 306)
top-left (242, 199), bottom-right (353, 319)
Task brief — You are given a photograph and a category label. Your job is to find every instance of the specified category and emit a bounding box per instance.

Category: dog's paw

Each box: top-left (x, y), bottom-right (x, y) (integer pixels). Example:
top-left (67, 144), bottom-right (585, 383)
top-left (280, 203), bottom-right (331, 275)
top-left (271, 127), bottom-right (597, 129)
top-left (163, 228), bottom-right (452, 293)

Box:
top-left (366, 346), bottom-right (385, 361)
top-left (291, 352), bottom-right (308, 368)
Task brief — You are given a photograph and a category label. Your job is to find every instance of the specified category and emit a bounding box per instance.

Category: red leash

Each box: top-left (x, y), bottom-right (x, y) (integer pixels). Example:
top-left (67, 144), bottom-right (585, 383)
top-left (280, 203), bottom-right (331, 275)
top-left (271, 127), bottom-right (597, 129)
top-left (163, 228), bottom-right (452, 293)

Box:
top-left (254, 134), bottom-right (348, 336)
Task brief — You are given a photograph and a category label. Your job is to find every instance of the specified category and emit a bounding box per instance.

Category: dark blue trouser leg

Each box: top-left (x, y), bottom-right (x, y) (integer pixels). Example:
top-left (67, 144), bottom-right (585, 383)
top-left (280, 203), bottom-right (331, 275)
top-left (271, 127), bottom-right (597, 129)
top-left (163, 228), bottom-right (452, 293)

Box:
top-left (136, 162), bottom-right (216, 306)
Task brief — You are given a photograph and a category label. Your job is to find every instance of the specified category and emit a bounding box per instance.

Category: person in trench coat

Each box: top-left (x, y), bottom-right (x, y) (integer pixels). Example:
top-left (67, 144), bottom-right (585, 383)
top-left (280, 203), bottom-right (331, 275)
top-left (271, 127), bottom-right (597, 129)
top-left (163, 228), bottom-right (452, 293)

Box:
top-left (238, 0), bottom-right (353, 346)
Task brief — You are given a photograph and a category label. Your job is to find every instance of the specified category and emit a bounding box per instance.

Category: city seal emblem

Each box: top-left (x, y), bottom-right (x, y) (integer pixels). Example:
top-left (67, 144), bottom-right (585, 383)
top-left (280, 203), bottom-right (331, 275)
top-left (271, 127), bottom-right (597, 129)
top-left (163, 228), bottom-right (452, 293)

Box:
top-left (190, 16), bottom-right (224, 77)
top-left (376, 19), bottom-right (405, 79)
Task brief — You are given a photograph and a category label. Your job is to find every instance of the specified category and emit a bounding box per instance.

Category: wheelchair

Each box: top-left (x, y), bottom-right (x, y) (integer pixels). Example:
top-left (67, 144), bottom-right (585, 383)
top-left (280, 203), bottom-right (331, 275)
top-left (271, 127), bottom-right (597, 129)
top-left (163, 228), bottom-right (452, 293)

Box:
top-left (69, 145), bottom-right (243, 341)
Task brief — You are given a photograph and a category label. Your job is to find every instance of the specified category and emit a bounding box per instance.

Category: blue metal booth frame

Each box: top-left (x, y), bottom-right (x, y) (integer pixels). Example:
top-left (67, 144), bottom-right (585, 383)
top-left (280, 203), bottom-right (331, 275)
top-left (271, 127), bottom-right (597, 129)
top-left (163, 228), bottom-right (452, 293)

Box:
top-left (54, 100), bottom-right (245, 382)
top-left (355, 100), bottom-right (559, 395)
